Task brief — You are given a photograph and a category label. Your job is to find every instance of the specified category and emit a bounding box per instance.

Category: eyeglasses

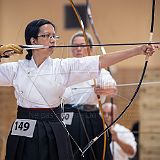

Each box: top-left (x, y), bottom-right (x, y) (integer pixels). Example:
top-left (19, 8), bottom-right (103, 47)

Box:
top-left (37, 34), bottom-right (60, 40)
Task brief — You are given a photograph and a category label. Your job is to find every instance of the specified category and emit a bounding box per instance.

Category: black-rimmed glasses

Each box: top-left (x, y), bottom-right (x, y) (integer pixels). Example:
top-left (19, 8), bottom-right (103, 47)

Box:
top-left (37, 34), bottom-right (60, 40)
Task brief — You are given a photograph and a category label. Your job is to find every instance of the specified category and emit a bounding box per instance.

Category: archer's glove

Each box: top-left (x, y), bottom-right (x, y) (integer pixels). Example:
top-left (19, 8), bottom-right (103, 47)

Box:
top-left (0, 44), bottom-right (23, 57)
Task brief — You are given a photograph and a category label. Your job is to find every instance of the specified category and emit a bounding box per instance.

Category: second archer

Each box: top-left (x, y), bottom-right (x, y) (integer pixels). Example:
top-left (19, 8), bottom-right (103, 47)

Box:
top-left (63, 31), bottom-right (117, 160)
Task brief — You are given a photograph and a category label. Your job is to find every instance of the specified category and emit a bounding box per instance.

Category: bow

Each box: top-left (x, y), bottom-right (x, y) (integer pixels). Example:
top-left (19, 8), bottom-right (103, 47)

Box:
top-left (86, 1), bottom-right (109, 159)
top-left (81, 0), bottom-right (156, 156)
top-left (68, 0), bottom-right (97, 159)
top-left (149, 0), bottom-right (155, 45)
top-left (68, 0), bottom-right (108, 159)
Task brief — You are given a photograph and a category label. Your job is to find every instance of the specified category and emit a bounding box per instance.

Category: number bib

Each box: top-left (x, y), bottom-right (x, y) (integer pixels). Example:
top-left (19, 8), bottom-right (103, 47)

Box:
top-left (61, 112), bottom-right (74, 125)
top-left (11, 119), bottom-right (37, 138)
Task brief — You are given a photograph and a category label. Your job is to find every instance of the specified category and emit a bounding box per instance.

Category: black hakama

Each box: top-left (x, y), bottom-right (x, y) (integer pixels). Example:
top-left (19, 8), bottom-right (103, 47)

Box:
top-left (5, 106), bottom-right (74, 160)
top-left (64, 104), bottom-right (112, 160)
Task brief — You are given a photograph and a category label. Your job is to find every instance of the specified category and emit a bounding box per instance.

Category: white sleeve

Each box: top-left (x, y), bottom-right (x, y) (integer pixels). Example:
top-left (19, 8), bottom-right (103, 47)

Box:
top-left (0, 62), bottom-right (18, 86)
top-left (96, 68), bottom-right (116, 88)
top-left (124, 130), bottom-right (137, 158)
top-left (116, 125), bottom-right (137, 158)
top-left (60, 56), bottom-right (100, 87)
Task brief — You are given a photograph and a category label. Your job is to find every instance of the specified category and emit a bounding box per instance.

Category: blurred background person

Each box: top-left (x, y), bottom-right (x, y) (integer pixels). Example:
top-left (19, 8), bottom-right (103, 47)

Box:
top-left (102, 103), bottom-right (137, 160)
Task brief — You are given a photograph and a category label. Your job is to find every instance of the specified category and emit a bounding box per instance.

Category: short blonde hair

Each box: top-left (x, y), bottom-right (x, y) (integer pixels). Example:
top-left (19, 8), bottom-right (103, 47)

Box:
top-left (70, 31), bottom-right (94, 48)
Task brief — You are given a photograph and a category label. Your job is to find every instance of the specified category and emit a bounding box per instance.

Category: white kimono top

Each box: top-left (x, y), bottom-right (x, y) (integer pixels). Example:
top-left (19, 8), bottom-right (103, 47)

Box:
top-left (0, 56), bottom-right (100, 108)
top-left (63, 69), bottom-right (116, 105)
top-left (110, 124), bottom-right (137, 160)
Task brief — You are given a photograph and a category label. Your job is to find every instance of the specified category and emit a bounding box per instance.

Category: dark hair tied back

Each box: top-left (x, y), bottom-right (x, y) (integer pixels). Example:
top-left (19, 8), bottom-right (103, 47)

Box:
top-left (25, 19), bottom-right (55, 60)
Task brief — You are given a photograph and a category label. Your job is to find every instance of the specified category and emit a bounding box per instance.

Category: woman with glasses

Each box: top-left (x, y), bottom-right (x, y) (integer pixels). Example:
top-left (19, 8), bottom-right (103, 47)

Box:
top-left (0, 19), bottom-right (156, 160)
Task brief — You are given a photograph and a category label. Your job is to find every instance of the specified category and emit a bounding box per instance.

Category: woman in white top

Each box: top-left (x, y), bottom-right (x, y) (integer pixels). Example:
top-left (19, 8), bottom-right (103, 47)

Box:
top-left (102, 103), bottom-right (137, 160)
top-left (63, 31), bottom-right (116, 160)
top-left (0, 19), bottom-right (155, 160)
